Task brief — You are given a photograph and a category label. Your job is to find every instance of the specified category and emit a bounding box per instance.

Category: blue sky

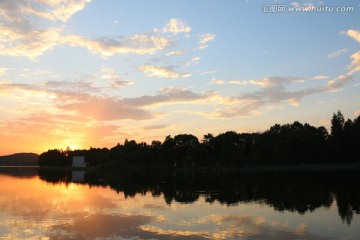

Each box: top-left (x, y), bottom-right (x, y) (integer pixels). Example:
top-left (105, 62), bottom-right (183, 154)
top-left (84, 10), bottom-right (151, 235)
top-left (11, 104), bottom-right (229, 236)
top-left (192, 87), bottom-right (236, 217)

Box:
top-left (0, 0), bottom-right (359, 154)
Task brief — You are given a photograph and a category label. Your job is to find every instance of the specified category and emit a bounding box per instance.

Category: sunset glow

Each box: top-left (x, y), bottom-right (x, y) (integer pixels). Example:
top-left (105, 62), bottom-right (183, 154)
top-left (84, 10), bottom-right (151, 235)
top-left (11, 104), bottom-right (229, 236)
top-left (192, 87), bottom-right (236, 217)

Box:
top-left (0, 0), bottom-right (360, 155)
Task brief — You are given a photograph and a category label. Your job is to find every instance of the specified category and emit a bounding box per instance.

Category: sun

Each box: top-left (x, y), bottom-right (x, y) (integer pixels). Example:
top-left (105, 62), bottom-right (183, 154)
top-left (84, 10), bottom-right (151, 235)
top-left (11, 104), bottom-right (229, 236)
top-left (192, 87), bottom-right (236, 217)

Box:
top-left (68, 144), bottom-right (81, 150)
top-left (63, 138), bottom-right (83, 151)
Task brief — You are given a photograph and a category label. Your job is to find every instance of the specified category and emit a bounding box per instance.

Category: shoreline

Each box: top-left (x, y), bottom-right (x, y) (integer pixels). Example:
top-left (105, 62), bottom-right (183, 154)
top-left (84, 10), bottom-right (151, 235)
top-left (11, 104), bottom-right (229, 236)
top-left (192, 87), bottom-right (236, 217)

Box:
top-left (1, 163), bottom-right (360, 172)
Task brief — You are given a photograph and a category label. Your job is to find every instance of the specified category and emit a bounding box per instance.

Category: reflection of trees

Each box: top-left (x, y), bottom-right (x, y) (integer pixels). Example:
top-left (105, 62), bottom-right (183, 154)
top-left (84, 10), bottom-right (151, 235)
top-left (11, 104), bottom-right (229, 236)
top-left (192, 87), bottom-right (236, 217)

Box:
top-left (38, 169), bottom-right (360, 224)
top-left (38, 169), bottom-right (72, 184)
top-left (331, 173), bottom-right (360, 225)
top-left (253, 173), bottom-right (334, 214)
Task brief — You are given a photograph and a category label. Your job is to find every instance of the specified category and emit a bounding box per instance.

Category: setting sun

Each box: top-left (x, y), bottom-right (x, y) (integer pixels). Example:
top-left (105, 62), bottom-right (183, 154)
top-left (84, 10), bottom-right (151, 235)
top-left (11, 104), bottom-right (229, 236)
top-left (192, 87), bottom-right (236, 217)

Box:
top-left (68, 144), bottom-right (81, 151)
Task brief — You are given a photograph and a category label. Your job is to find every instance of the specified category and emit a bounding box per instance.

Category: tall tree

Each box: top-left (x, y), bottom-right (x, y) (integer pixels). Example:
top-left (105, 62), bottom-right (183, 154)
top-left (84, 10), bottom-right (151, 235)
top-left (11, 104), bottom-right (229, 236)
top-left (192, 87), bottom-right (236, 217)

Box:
top-left (331, 110), bottom-right (345, 139)
top-left (330, 110), bottom-right (345, 162)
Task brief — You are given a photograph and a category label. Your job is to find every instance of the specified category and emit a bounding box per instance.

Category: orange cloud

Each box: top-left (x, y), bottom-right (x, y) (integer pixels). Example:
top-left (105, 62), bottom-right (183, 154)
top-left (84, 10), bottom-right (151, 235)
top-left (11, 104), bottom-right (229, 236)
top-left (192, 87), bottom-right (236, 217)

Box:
top-left (347, 29), bottom-right (360, 43)
top-left (60, 96), bottom-right (153, 121)
top-left (348, 51), bottom-right (360, 75)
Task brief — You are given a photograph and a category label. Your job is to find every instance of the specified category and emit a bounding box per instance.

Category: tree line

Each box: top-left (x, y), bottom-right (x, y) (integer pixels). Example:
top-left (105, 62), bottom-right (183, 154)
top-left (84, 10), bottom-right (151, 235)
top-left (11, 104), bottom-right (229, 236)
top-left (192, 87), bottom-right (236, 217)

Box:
top-left (38, 110), bottom-right (360, 167)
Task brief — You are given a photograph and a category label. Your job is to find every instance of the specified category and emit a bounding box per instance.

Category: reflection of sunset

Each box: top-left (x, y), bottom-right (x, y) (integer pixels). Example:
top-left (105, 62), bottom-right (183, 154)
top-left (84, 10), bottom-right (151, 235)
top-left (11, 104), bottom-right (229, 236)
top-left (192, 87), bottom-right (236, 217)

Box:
top-left (1, 172), bottom-right (359, 240)
top-left (59, 183), bottom-right (83, 199)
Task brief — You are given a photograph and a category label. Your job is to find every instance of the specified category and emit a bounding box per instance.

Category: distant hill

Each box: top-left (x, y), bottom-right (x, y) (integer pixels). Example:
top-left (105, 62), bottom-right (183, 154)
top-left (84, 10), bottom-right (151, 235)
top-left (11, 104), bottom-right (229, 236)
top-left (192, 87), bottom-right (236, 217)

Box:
top-left (0, 153), bottom-right (39, 166)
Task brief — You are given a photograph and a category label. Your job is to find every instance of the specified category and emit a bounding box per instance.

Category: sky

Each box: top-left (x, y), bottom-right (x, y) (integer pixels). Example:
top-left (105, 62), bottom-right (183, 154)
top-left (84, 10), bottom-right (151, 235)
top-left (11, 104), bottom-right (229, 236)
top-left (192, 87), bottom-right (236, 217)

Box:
top-left (0, 0), bottom-right (360, 155)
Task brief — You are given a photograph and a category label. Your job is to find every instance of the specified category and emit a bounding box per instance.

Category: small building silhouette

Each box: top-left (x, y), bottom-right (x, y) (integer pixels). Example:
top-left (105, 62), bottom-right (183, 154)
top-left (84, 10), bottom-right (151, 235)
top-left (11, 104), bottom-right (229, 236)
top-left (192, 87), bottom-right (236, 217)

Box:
top-left (72, 156), bottom-right (86, 168)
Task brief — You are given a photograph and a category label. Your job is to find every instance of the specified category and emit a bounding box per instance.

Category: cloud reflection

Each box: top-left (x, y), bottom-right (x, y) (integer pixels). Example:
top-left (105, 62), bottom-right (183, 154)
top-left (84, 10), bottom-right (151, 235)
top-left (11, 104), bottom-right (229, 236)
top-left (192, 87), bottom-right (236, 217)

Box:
top-left (0, 173), bottom-right (357, 240)
top-left (51, 213), bottom-right (152, 240)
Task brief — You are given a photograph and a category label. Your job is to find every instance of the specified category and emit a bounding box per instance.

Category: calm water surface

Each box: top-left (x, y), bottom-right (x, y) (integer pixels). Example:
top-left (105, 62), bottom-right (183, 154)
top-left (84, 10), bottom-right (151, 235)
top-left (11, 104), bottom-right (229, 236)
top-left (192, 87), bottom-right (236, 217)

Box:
top-left (0, 167), bottom-right (359, 239)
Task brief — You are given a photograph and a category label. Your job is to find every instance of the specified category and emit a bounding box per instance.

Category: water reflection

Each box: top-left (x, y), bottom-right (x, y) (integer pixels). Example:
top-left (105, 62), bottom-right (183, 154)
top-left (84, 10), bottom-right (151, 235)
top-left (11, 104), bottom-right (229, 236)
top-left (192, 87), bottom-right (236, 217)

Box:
top-left (72, 170), bottom-right (85, 183)
top-left (0, 168), bottom-right (359, 239)
top-left (38, 168), bottom-right (360, 225)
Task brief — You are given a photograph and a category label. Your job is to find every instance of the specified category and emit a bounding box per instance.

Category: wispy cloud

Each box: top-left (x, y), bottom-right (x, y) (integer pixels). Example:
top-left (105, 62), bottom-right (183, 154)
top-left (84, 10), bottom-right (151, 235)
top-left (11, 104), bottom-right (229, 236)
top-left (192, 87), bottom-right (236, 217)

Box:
top-left (249, 77), bottom-right (306, 89)
top-left (99, 67), bottom-right (133, 88)
top-left (208, 61), bottom-right (359, 118)
top-left (100, 67), bottom-right (121, 80)
top-left (313, 75), bottom-right (329, 80)
top-left (0, 82), bottom-right (153, 121)
top-left (0, 83), bottom-right (216, 121)
top-left (327, 48), bottom-right (348, 58)
top-left (166, 50), bottom-right (187, 56)
top-left (198, 33), bottom-right (216, 50)
top-left (60, 96), bottom-right (153, 121)
top-left (44, 80), bottom-right (98, 93)
top-left (185, 57), bottom-right (201, 67)
top-left (160, 19), bottom-right (191, 35)
top-left (62, 34), bottom-right (171, 57)
top-left (326, 74), bottom-right (352, 92)
top-left (139, 65), bottom-right (191, 78)
top-left (208, 77), bottom-right (305, 87)
top-left (123, 87), bottom-right (216, 108)
top-left (107, 81), bottom-right (133, 88)
top-left (209, 78), bottom-right (250, 85)
top-left (209, 79), bottom-right (226, 85)
top-left (200, 70), bottom-right (217, 75)
top-left (143, 125), bottom-right (167, 130)
top-left (204, 76), bottom-right (326, 118)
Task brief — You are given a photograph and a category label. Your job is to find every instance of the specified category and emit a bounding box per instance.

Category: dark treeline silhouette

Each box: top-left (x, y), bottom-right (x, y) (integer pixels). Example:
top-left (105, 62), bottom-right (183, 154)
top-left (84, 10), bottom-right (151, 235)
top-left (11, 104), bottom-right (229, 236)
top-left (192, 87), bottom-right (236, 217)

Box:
top-left (37, 168), bottom-right (360, 225)
top-left (38, 110), bottom-right (360, 167)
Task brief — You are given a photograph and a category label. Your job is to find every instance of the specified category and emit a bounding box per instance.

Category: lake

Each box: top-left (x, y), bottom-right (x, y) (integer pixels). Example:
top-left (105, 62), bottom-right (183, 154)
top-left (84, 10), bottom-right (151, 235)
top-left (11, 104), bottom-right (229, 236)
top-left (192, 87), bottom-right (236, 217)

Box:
top-left (0, 167), bottom-right (359, 239)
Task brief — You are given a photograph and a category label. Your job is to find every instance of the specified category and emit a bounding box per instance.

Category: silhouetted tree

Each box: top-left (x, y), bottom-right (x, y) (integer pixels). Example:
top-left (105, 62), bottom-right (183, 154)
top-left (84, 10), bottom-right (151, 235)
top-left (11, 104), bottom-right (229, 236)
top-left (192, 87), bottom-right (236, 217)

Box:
top-left (38, 149), bottom-right (69, 166)
top-left (330, 110), bottom-right (345, 162)
top-left (173, 134), bottom-right (199, 161)
top-left (331, 110), bottom-right (345, 139)
top-left (160, 135), bottom-right (176, 164)
top-left (150, 140), bottom-right (162, 150)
